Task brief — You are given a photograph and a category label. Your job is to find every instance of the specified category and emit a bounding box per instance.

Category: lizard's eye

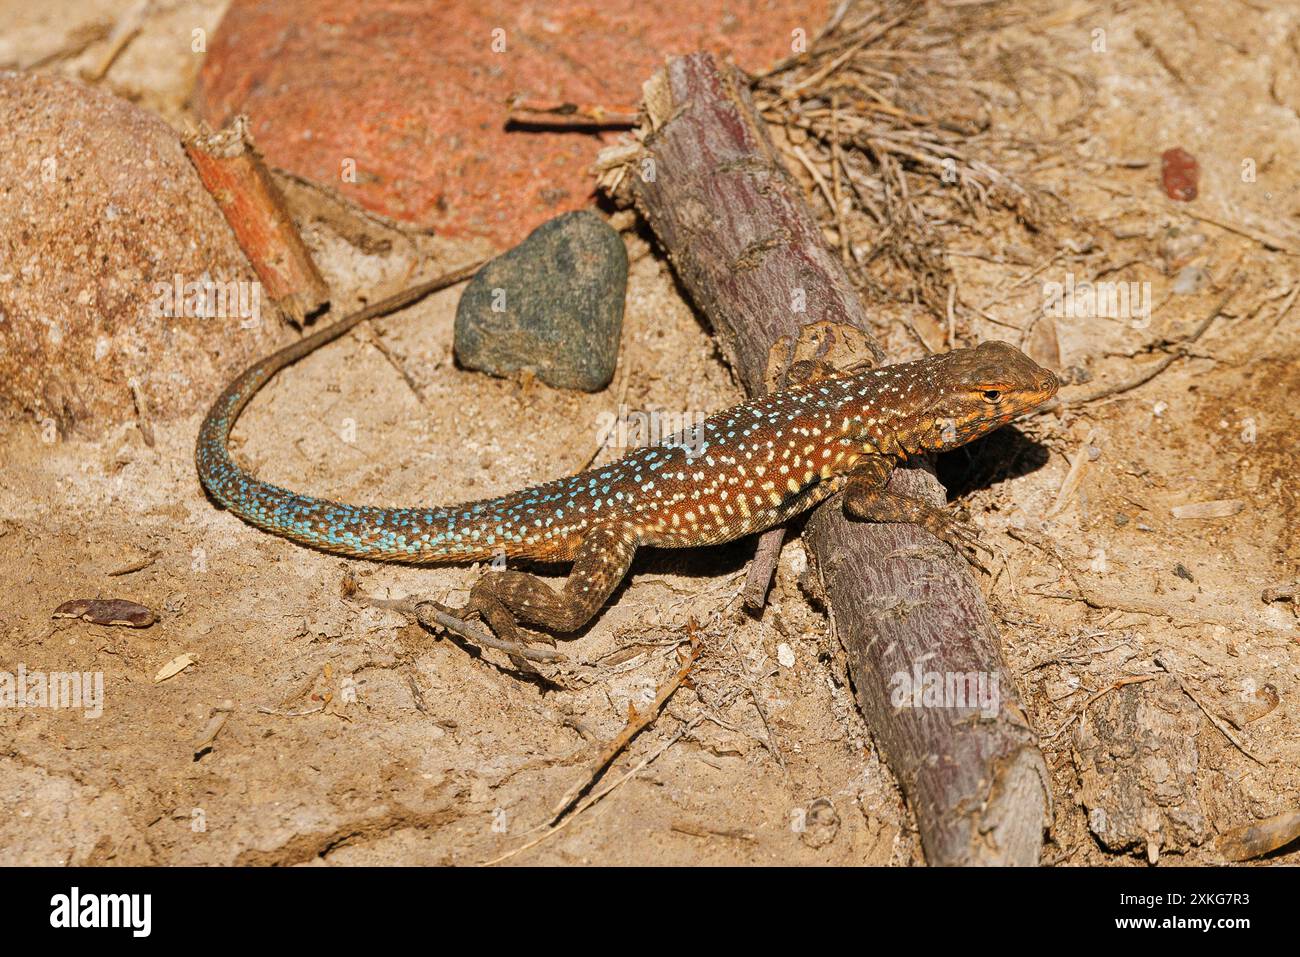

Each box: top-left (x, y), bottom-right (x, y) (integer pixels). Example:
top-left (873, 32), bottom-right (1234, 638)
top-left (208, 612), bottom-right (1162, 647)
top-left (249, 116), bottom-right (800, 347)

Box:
top-left (982, 389), bottom-right (1002, 402)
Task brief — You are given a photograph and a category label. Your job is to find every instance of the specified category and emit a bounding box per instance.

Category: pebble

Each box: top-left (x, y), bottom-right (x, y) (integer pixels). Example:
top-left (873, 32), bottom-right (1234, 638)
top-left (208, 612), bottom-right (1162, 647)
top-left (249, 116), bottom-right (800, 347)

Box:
top-left (454, 210), bottom-right (627, 392)
top-left (1172, 264), bottom-right (1207, 295)
top-left (1161, 147), bottom-right (1199, 201)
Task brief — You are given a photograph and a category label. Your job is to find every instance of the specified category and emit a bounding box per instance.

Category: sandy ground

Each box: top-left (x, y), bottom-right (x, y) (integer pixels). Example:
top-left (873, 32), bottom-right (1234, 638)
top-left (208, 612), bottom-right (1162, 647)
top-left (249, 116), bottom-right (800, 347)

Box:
top-left (1, 0), bottom-right (1298, 865)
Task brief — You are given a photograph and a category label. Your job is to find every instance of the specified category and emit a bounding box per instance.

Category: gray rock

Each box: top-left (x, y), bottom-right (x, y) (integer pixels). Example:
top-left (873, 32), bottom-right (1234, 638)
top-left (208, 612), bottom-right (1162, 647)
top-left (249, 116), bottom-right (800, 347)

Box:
top-left (454, 210), bottom-right (627, 392)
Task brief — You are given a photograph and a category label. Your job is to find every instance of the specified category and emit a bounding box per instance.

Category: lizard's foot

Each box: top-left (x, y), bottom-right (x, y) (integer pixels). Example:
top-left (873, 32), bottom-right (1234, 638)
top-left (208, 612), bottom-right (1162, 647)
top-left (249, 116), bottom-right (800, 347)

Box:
top-left (355, 587), bottom-right (557, 674)
top-left (841, 468), bottom-right (994, 568)
top-left (412, 524), bottom-right (640, 679)
top-left (885, 500), bottom-right (995, 566)
top-left (764, 319), bottom-right (878, 392)
top-left (783, 358), bottom-right (844, 388)
top-left (431, 586), bottom-right (555, 676)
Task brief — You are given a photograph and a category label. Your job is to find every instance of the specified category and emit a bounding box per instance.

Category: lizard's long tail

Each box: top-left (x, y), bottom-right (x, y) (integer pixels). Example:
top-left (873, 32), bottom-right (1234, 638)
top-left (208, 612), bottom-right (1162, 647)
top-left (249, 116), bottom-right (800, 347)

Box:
top-left (195, 262), bottom-right (516, 564)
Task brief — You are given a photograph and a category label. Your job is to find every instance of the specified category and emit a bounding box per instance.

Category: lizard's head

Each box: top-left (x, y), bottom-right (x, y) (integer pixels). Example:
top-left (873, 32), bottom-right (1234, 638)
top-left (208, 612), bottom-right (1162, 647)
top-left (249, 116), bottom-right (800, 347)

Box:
top-left (913, 341), bottom-right (1058, 451)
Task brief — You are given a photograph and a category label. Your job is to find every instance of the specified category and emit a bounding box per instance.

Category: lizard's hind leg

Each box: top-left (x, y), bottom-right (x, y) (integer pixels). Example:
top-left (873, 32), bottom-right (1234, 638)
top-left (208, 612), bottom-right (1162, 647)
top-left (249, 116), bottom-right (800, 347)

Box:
top-left (437, 523), bottom-right (640, 655)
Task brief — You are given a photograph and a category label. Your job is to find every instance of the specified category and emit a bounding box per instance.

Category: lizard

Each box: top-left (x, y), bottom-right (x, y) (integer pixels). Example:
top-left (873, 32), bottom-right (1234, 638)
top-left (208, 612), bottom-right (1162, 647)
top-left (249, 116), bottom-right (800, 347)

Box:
top-left (196, 274), bottom-right (1059, 656)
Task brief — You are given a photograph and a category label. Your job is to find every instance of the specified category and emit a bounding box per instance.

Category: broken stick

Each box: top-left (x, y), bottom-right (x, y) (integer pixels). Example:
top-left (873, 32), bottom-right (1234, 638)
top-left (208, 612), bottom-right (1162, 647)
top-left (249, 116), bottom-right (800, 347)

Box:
top-left (185, 115), bottom-right (331, 325)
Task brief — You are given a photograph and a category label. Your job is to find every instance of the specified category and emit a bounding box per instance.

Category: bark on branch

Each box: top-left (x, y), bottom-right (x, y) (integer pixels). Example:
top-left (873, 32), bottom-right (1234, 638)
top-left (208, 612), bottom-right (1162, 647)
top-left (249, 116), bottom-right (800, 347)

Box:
top-left (625, 52), bottom-right (1049, 865)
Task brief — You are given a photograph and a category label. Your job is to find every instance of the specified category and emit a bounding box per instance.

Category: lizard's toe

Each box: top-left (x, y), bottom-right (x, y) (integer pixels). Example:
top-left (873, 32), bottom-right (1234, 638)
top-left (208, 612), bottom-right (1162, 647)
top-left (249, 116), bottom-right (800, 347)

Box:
top-left (935, 515), bottom-right (995, 563)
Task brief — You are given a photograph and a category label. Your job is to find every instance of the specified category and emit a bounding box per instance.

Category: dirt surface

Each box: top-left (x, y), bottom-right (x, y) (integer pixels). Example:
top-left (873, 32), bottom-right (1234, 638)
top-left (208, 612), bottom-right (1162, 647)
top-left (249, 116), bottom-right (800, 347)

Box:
top-left (1, 0), bottom-right (1298, 866)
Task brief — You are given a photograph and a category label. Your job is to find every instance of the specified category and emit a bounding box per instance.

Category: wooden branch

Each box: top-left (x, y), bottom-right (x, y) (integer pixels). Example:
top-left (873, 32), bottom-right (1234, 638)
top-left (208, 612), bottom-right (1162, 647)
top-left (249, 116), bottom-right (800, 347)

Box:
top-left (741, 526), bottom-right (785, 611)
top-left (185, 115), bottom-right (330, 325)
top-left (626, 52), bottom-right (1049, 865)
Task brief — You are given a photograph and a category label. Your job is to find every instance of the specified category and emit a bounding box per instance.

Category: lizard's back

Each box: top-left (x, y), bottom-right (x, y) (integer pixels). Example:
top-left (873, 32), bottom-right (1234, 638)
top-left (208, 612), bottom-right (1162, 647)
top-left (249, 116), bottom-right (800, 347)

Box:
top-left (199, 362), bottom-right (901, 564)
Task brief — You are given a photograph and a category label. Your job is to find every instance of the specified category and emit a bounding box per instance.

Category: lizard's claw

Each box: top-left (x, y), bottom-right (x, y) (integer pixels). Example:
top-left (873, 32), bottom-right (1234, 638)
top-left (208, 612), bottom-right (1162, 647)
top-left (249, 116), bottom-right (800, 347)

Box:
top-left (932, 513), bottom-right (995, 567)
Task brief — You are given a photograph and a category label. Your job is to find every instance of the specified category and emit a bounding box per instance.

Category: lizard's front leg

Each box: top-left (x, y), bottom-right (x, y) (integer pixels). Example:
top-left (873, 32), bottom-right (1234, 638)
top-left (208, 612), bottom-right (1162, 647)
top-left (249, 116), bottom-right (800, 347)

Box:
top-left (438, 523), bottom-right (639, 651)
top-left (840, 456), bottom-right (990, 559)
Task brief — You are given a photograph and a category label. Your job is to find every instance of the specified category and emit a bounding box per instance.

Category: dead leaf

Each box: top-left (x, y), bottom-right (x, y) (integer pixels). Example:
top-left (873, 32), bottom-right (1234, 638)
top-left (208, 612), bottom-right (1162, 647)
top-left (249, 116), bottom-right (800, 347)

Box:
top-left (154, 653), bottom-right (196, 683)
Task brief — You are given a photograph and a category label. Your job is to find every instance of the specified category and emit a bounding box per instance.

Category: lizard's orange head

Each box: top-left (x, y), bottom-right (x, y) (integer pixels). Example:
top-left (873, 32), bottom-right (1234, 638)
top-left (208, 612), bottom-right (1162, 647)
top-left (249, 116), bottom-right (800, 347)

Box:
top-left (916, 341), bottom-right (1058, 451)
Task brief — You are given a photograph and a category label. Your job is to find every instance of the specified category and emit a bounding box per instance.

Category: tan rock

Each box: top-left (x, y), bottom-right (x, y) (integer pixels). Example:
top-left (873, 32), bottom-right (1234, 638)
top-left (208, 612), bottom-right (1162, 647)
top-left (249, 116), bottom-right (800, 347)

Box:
top-left (0, 71), bottom-right (286, 436)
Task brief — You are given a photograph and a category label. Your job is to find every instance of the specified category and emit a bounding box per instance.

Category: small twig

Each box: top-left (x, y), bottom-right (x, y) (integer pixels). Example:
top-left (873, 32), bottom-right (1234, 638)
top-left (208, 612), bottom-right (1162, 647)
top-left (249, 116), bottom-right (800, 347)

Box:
top-left (1008, 527), bottom-right (1300, 638)
top-left (1180, 210), bottom-right (1300, 256)
top-left (1154, 652), bottom-right (1266, 766)
top-left (1031, 587), bottom-right (1300, 639)
top-left (830, 94), bottom-right (849, 266)
top-left (779, 10), bottom-right (911, 97)
top-left (405, 670), bottom-right (428, 713)
top-left (1046, 428), bottom-right (1093, 518)
top-left (1063, 275), bottom-right (1241, 405)
top-left (548, 630), bottom-right (699, 822)
top-left (945, 283), bottom-right (956, 348)
top-left (836, 150), bottom-right (885, 224)
top-left (483, 718), bottom-right (700, 866)
top-left (185, 115), bottom-right (332, 325)
top-left (1041, 674), bottom-right (1156, 741)
top-left (1217, 808), bottom-right (1300, 862)
top-left (193, 700), bottom-right (235, 757)
top-left (106, 550), bottom-right (157, 577)
top-left (1269, 282), bottom-right (1300, 331)
top-left (742, 527), bottom-right (786, 611)
top-left (363, 326), bottom-right (426, 405)
top-left (506, 96), bottom-right (639, 128)
top-left (256, 704), bottom-right (324, 718)
top-left (977, 249), bottom-right (1066, 313)
top-left (670, 820), bottom-right (758, 843)
top-left (574, 431), bottom-right (611, 474)
top-left (82, 0), bottom-right (150, 81)
top-left (1262, 581), bottom-right (1298, 604)
top-left (7, 21), bottom-right (110, 71)
top-left (127, 377), bottom-right (155, 448)
top-left (1134, 27), bottom-right (1187, 86)
top-left (574, 352), bottom-right (632, 473)
top-left (752, 0), bottom-right (851, 79)
top-left (726, 634), bottom-right (786, 771)
top-left (790, 144), bottom-right (838, 215)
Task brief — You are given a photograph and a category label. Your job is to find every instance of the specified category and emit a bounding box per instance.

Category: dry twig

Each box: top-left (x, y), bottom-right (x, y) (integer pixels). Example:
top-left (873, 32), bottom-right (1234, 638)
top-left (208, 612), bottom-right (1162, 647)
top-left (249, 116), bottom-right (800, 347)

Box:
top-left (1154, 652), bottom-right (1266, 766)
top-left (1062, 274), bottom-right (1243, 405)
top-left (548, 628), bottom-right (700, 822)
top-left (1042, 674), bottom-right (1156, 741)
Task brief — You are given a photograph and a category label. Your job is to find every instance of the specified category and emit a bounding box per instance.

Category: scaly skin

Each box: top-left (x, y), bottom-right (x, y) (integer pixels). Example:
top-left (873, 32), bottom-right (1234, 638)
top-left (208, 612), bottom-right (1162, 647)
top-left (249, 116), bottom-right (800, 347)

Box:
top-left (197, 289), bottom-right (1058, 649)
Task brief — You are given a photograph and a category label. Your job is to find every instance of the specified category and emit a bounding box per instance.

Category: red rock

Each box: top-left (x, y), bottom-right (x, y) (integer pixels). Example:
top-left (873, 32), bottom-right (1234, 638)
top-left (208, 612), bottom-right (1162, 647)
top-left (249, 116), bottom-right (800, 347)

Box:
top-left (1161, 147), bottom-right (1199, 202)
top-left (196, 0), bottom-right (814, 247)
